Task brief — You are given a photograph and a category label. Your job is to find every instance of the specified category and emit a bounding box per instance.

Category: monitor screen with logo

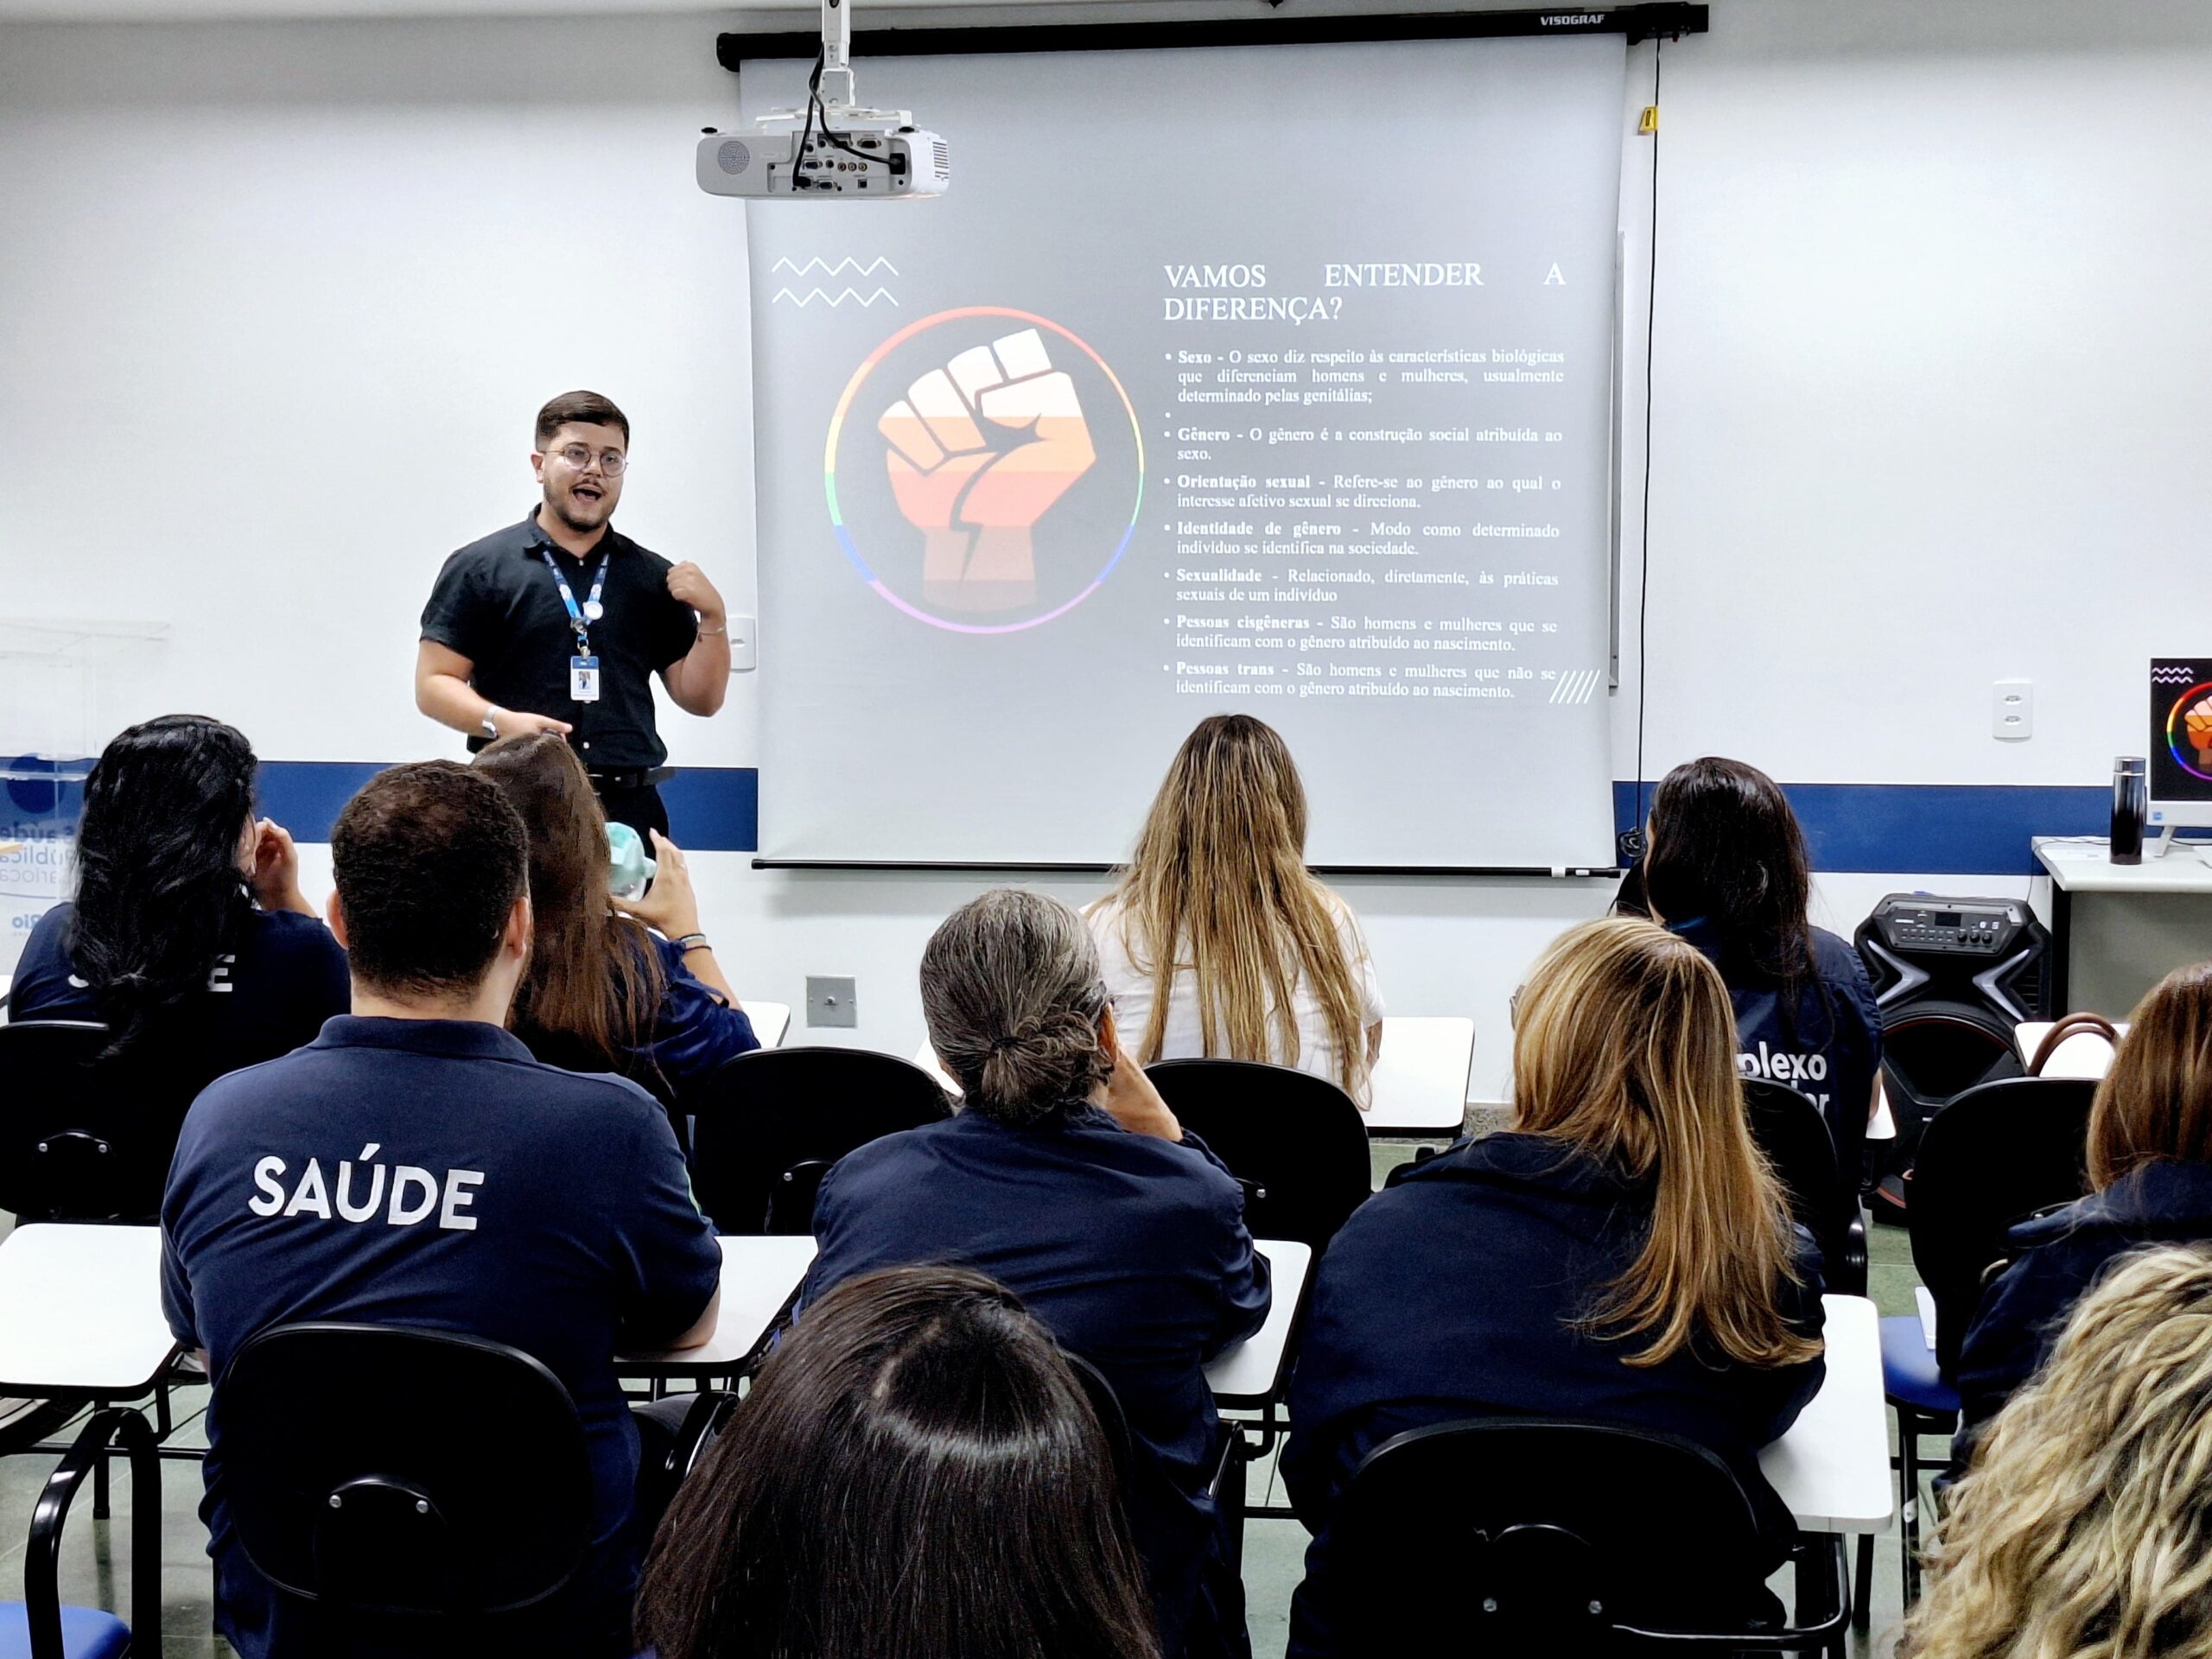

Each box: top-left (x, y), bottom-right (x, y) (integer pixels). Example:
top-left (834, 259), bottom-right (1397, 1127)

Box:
top-left (2150, 658), bottom-right (2212, 825)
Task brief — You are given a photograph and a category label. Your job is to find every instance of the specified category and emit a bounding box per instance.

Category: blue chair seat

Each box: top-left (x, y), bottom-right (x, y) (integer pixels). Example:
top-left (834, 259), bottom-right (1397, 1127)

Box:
top-left (1879, 1314), bottom-right (1961, 1415)
top-left (0, 1603), bottom-right (132, 1659)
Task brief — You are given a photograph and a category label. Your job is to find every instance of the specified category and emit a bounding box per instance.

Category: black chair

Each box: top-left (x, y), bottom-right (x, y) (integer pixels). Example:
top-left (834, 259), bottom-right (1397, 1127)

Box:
top-left (1744, 1078), bottom-right (1868, 1298)
top-left (218, 1324), bottom-right (595, 1654)
top-left (0, 1408), bottom-right (160, 1659)
top-left (1142, 1059), bottom-right (1372, 1249)
top-left (0, 1021), bottom-right (200, 1223)
top-left (1872, 1074), bottom-right (2094, 1609)
top-left (1329, 1418), bottom-right (1848, 1657)
top-left (688, 1047), bottom-right (951, 1234)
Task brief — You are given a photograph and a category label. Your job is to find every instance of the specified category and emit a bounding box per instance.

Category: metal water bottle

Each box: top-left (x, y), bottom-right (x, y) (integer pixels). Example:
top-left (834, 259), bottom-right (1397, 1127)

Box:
top-left (2112, 756), bottom-right (2148, 865)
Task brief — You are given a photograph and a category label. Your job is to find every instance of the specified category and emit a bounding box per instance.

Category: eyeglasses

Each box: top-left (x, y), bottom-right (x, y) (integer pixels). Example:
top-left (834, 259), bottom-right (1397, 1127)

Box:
top-left (541, 443), bottom-right (628, 477)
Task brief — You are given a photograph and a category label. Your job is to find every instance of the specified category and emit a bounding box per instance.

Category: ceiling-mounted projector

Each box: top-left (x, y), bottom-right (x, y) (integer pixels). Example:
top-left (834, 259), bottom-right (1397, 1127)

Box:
top-left (696, 0), bottom-right (947, 200)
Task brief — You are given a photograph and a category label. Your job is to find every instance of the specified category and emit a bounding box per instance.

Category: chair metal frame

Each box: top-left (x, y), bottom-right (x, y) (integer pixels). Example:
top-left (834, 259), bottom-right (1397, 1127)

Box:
top-left (14, 1407), bottom-right (161, 1659)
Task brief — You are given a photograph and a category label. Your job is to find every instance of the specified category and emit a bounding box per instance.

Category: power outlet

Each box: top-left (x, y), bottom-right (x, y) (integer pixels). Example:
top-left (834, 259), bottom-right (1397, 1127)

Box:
top-left (726, 613), bottom-right (758, 673)
top-left (806, 976), bottom-right (857, 1028)
top-left (1992, 677), bottom-right (2034, 741)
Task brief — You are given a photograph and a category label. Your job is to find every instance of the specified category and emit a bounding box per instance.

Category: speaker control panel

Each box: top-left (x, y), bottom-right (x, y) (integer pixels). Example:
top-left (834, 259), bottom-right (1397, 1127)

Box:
top-left (1869, 897), bottom-right (2030, 957)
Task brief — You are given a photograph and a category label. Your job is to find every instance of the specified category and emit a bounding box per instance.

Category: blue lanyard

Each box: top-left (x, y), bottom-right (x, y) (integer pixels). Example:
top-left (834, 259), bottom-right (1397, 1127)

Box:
top-left (540, 549), bottom-right (609, 654)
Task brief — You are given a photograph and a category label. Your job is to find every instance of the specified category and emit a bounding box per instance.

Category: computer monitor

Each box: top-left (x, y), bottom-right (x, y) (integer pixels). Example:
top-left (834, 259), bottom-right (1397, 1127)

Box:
top-left (2149, 658), bottom-right (2212, 830)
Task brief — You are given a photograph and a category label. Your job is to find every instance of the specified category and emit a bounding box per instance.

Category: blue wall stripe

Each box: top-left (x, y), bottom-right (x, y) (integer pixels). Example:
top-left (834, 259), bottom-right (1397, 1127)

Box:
top-left (255, 761), bottom-right (761, 854)
top-left (249, 763), bottom-right (2098, 874)
top-left (1613, 781), bottom-right (2107, 877)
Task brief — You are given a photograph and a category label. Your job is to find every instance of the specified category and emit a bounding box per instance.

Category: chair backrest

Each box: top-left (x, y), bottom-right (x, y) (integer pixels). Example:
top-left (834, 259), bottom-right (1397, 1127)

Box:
top-left (1142, 1058), bottom-right (1371, 1248)
top-left (1332, 1417), bottom-right (1778, 1653)
top-left (0, 1020), bottom-right (200, 1222)
top-left (688, 1046), bottom-right (952, 1233)
top-left (1909, 1074), bottom-right (2095, 1376)
top-left (1743, 1078), bottom-right (1860, 1293)
top-left (219, 1324), bottom-right (593, 1624)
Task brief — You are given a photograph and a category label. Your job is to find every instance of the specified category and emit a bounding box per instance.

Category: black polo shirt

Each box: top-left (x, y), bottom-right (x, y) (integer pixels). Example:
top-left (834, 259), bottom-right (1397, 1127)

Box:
top-left (421, 509), bottom-right (699, 770)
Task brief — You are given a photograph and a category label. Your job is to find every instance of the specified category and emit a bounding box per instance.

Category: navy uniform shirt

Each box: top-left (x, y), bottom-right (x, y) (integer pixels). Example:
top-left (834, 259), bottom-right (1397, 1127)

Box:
top-left (516, 931), bottom-right (760, 1113)
top-left (421, 510), bottom-right (700, 771)
top-left (1280, 1133), bottom-right (1826, 1659)
top-left (161, 1017), bottom-right (722, 1659)
top-left (1956, 1158), bottom-right (2212, 1452)
top-left (1669, 917), bottom-right (1883, 1162)
top-left (10, 899), bottom-right (350, 1095)
top-left (803, 1106), bottom-right (1271, 1659)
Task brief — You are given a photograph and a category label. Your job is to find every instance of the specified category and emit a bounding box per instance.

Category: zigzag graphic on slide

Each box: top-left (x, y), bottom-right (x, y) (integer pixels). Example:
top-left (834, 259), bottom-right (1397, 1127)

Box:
top-left (2154, 666), bottom-right (2196, 683)
top-left (772, 287), bottom-right (900, 308)
top-left (770, 257), bottom-right (900, 277)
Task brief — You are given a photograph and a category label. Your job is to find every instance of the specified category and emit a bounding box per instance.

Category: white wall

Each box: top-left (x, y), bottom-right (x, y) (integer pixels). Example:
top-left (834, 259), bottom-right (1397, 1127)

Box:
top-left (4, 0), bottom-right (2202, 1101)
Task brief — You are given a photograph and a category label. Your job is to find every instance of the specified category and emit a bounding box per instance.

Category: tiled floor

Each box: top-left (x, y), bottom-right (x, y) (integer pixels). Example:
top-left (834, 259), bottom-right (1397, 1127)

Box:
top-left (0, 1144), bottom-right (1924, 1656)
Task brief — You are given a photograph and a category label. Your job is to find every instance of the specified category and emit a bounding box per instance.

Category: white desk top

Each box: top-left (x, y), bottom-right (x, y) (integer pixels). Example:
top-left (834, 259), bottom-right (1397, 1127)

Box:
top-left (1364, 1016), bottom-right (1474, 1135)
top-left (914, 1014), bottom-right (1472, 1139)
top-left (0, 1223), bottom-right (179, 1397)
top-left (741, 1001), bottom-right (792, 1050)
top-left (1758, 1294), bottom-right (1892, 1535)
top-left (2035, 836), bottom-right (2212, 894)
top-left (618, 1234), bottom-right (816, 1375)
top-left (1206, 1240), bottom-right (1312, 1407)
top-left (2015, 1020), bottom-right (2126, 1081)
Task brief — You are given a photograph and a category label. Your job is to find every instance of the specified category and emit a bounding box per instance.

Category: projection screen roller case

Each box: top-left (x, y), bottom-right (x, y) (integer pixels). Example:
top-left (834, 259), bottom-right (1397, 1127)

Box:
top-left (747, 34), bottom-right (1628, 868)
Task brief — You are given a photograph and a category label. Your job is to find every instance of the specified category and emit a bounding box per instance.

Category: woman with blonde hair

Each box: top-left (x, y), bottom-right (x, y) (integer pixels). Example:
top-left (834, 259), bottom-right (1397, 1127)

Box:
top-left (1904, 1245), bottom-right (2212, 1659)
top-left (1280, 915), bottom-right (1827, 1657)
top-left (1089, 715), bottom-right (1383, 1102)
top-left (1954, 959), bottom-right (2212, 1446)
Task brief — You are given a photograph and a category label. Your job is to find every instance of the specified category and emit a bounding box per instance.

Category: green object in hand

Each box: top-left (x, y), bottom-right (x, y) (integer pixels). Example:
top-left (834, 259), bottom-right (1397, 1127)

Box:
top-left (607, 821), bottom-right (657, 899)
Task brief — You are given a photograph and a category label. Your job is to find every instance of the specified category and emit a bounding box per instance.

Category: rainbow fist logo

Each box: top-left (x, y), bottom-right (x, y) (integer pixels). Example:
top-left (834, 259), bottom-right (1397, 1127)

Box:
top-left (880, 328), bottom-right (1096, 613)
top-left (2164, 678), bottom-right (2212, 781)
top-left (825, 308), bottom-right (1141, 634)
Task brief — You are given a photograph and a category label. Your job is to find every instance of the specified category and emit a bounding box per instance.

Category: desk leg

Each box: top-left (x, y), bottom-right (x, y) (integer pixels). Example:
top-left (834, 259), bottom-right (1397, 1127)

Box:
top-left (2050, 881), bottom-right (2072, 1014)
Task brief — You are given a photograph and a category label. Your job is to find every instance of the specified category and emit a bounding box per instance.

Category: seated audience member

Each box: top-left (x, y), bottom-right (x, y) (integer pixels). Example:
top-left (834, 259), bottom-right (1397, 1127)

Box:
top-left (1905, 1246), bottom-right (2212, 1658)
top-left (473, 732), bottom-right (756, 1103)
top-left (803, 889), bottom-right (1269, 1659)
top-left (638, 1265), bottom-right (1161, 1659)
top-left (1631, 756), bottom-right (1882, 1158)
top-left (1281, 916), bottom-right (1827, 1657)
top-left (1087, 714), bottom-right (1383, 1103)
top-left (10, 713), bottom-right (348, 1088)
top-left (1955, 961), bottom-right (2212, 1449)
top-left (161, 761), bottom-right (721, 1659)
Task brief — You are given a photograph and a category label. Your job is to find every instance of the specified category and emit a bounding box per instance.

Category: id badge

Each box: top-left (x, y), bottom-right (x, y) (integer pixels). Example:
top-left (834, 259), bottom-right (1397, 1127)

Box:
top-left (570, 654), bottom-right (601, 702)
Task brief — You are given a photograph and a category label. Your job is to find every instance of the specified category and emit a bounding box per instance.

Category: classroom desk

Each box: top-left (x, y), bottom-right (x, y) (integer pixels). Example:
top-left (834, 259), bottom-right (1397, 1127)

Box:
top-left (0, 1224), bottom-right (177, 1398)
top-left (1363, 1016), bottom-right (1474, 1136)
top-left (1205, 1241), bottom-right (1311, 1408)
top-left (913, 1016), bottom-right (1472, 1139)
top-left (2033, 836), bottom-right (2212, 1014)
top-left (741, 1001), bottom-right (792, 1049)
top-left (616, 1235), bottom-right (817, 1377)
top-left (2014, 1019), bottom-right (2126, 1080)
top-left (1758, 1294), bottom-right (1891, 1535)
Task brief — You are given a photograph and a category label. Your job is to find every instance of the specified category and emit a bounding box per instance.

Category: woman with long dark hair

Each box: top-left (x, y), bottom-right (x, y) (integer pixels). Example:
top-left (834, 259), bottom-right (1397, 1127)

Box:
top-left (9, 713), bottom-right (348, 1084)
top-left (1632, 756), bottom-right (1883, 1161)
top-left (472, 732), bottom-right (756, 1103)
top-left (637, 1265), bottom-right (1161, 1659)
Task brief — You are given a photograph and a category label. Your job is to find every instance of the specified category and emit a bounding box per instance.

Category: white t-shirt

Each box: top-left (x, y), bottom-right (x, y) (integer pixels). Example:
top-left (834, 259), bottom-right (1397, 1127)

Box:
top-left (1087, 891), bottom-right (1385, 1102)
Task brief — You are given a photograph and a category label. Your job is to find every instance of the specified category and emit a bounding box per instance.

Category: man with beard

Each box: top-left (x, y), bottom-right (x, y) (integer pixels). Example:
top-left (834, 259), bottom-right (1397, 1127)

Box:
top-left (416, 391), bottom-right (729, 840)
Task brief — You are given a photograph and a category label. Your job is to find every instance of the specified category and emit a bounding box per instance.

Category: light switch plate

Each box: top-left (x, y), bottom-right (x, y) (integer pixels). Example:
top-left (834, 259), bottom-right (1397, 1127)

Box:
top-left (806, 976), bottom-right (857, 1028)
top-left (727, 613), bottom-right (758, 673)
top-left (1992, 677), bottom-right (2033, 741)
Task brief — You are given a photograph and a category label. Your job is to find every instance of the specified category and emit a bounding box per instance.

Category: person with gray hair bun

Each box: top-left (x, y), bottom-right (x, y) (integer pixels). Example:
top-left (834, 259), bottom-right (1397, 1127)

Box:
top-left (802, 888), bottom-right (1272, 1659)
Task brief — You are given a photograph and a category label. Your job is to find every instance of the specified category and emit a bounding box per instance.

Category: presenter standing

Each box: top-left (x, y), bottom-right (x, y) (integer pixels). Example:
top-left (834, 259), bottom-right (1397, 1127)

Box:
top-left (415, 391), bottom-right (729, 841)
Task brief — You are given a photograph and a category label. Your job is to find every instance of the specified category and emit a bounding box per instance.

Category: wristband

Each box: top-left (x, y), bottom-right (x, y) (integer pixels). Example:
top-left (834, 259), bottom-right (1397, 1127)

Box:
top-left (676, 933), bottom-right (711, 952)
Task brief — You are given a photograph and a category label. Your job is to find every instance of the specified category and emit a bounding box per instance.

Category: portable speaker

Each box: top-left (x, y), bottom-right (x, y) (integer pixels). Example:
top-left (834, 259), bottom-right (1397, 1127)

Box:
top-left (1855, 894), bottom-right (2055, 1210)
